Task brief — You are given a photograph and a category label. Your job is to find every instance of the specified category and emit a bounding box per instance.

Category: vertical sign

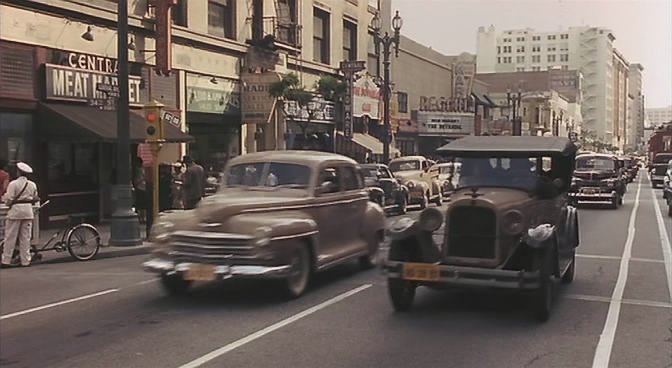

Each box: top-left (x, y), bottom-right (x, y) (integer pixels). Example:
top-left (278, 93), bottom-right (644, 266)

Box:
top-left (152, 0), bottom-right (177, 75)
top-left (340, 61), bottom-right (366, 139)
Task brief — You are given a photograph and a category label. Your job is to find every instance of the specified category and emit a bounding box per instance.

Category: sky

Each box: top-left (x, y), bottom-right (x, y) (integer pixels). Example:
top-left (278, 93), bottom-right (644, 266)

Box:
top-left (391, 0), bottom-right (672, 108)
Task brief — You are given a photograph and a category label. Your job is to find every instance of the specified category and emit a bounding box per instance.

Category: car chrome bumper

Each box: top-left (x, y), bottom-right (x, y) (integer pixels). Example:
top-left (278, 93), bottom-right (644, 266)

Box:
top-left (383, 261), bottom-right (541, 289)
top-left (143, 258), bottom-right (292, 280)
top-left (569, 191), bottom-right (616, 201)
top-left (652, 175), bottom-right (665, 183)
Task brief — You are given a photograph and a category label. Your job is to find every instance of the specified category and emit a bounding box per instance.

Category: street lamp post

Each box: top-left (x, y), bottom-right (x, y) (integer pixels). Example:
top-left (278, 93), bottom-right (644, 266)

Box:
top-left (371, 11), bottom-right (402, 164)
top-left (110, 0), bottom-right (141, 246)
top-left (506, 88), bottom-right (522, 136)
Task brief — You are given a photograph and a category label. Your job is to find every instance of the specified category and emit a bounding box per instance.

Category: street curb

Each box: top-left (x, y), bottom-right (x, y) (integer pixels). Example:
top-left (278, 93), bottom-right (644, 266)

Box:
top-left (35, 244), bottom-right (152, 265)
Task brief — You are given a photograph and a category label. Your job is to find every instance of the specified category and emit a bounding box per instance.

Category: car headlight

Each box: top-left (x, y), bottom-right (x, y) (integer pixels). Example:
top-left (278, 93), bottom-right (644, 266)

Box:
top-left (502, 210), bottom-right (524, 235)
top-left (406, 180), bottom-right (416, 189)
top-left (150, 221), bottom-right (174, 242)
top-left (253, 226), bottom-right (272, 247)
top-left (419, 207), bottom-right (443, 232)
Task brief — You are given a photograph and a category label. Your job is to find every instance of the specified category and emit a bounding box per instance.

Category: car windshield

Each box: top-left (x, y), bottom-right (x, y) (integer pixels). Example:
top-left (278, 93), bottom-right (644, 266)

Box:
top-left (223, 162), bottom-right (311, 189)
top-left (456, 157), bottom-right (538, 191)
top-left (654, 154), bottom-right (672, 164)
top-left (576, 157), bottom-right (616, 171)
top-left (437, 165), bottom-right (453, 174)
top-left (389, 160), bottom-right (420, 172)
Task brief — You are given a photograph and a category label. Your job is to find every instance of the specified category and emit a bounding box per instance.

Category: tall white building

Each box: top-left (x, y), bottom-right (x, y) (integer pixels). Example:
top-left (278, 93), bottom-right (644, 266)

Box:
top-left (627, 64), bottom-right (645, 152)
top-left (646, 106), bottom-right (672, 127)
top-left (476, 25), bottom-right (625, 144)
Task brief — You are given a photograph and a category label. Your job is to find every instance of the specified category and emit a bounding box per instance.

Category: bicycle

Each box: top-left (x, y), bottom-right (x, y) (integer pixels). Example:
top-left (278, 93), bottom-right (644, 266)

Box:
top-left (0, 200), bottom-right (102, 263)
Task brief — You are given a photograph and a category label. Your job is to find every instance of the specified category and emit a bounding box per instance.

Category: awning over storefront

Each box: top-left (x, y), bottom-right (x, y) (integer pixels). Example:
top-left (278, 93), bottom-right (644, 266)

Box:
top-left (336, 132), bottom-right (400, 158)
top-left (38, 102), bottom-right (194, 143)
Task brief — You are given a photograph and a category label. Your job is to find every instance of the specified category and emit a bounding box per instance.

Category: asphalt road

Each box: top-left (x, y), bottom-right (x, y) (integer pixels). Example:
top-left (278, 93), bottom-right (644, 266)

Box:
top-left (1, 175), bottom-right (670, 368)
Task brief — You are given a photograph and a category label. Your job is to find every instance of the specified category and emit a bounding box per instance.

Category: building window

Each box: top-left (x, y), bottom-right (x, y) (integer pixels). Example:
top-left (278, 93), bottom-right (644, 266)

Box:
top-left (342, 20), bottom-right (357, 61)
top-left (367, 31), bottom-right (378, 74)
top-left (548, 55), bottom-right (556, 62)
top-left (516, 67), bottom-right (525, 72)
top-left (561, 34), bottom-right (569, 39)
top-left (497, 56), bottom-right (501, 64)
top-left (172, 0), bottom-right (188, 26)
top-left (313, 8), bottom-right (330, 64)
top-left (560, 54), bottom-right (569, 62)
top-left (208, 0), bottom-right (235, 39)
top-left (532, 66), bottom-right (541, 71)
top-left (561, 65), bottom-right (569, 70)
top-left (547, 35), bottom-right (556, 40)
top-left (516, 46), bottom-right (525, 53)
top-left (397, 92), bottom-right (408, 113)
top-left (516, 36), bottom-right (525, 42)
top-left (503, 45), bottom-right (511, 53)
top-left (547, 45), bottom-right (556, 52)
top-left (532, 35), bottom-right (541, 41)
top-left (276, 0), bottom-right (299, 45)
top-left (497, 46), bottom-right (501, 54)
top-left (516, 56), bottom-right (525, 63)
top-left (532, 55), bottom-right (541, 63)
top-left (532, 45), bottom-right (541, 52)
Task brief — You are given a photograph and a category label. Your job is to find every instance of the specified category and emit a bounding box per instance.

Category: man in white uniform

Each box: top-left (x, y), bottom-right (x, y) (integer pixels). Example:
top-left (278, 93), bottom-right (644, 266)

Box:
top-left (1, 162), bottom-right (39, 267)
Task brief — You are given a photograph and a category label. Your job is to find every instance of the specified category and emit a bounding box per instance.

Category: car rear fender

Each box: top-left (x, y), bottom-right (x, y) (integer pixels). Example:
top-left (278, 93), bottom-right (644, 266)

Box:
top-left (363, 201), bottom-right (386, 234)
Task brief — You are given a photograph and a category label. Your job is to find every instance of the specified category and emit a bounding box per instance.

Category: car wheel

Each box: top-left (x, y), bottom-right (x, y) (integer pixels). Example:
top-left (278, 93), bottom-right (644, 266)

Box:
top-left (531, 250), bottom-right (553, 322)
top-left (433, 191), bottom-right (442, 206)
top-left (160, 274), bottom-right (192, 297)
top-left (618, 195), bottom-right (624, 206)
top-left (397, 195), bottom-right (408, 215)
top-left (387, 278), bottom-right (416, 312)
top-left (610, 195), bottom-right (619, 209)
top-left (284, 245), bottom-right (311, 299)
top-left (359, 231), bottom-right (382, 269)
top-left (419, 192), bottom-right (429, 209)
top-left (668, 203), bottom-right (672, 217)
top-left (561, 251), bottom-right (576, 284)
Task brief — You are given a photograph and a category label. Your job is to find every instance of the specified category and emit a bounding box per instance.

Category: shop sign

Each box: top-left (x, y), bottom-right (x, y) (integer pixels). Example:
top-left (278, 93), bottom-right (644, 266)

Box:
top-left (186, 74), bottom-right (240, 115)
top-left (417, 111), bottom-right (474, 136)
top-left (45, 64), bottom-right (143, 105)
top-left (353, 74), bottom-right (380, 118)
top-left (283, 96), bottom-right (335, 124)
top-left (419, 95), bottom-right (473, 113)
top-left (50, 51), bottom-right (120, 74)
top-left (241, 72), bottom-right (281, 124)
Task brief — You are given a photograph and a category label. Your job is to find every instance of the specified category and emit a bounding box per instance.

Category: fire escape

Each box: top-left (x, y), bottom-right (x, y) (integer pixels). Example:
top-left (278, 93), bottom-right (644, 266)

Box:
top-left (246, 0), bottom-right (302, 54)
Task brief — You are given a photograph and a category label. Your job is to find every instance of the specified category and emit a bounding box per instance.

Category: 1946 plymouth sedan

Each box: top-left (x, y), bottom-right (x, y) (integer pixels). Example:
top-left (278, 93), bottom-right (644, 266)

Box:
top-left (143, 151), bottom-right (386, 298)
top-left (383, 136), bottom-right (580, 322)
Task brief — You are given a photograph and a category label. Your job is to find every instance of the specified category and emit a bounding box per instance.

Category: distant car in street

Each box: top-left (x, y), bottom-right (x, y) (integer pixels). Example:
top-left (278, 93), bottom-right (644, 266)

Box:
top-left (144, 151), bottom-right (386, 299)
top-left (389, 156), bottom-right (442, 208)
top-left (651, 153), bottom-right (672, 188)
top-left (662, 160), bottom-right (672, 216)
top-left (569, 153), bottom-right (626, 209)
top-left (383, 136), bottom-right (580, 322)
top-left (360, 164), bottom-right (409, 215)
top-left (432, 162), bottom-right (460, 198)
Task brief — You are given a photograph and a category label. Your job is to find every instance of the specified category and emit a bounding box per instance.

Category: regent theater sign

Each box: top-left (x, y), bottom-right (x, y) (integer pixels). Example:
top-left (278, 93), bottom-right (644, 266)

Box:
top-left (418, 95), bottom-right (474, 113)
top-left (45, 51), bottom-right (145, 105)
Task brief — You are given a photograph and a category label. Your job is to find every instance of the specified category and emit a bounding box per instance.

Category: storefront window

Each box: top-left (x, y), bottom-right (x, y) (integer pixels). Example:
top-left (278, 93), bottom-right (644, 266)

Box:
top-left (0, 112), bottom-right (33, 169)
top-left (47, 143), bottom-right (98, 193)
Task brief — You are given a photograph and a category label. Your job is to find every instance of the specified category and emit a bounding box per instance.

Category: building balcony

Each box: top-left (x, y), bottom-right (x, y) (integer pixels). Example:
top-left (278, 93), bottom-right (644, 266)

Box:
top-left (245, 16), bottom-right (302, 52)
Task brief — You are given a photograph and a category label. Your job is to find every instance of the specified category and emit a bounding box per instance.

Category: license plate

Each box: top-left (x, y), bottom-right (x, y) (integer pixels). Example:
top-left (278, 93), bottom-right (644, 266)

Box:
top-left (184, 264), bottom-right (216, 281)
top-left (402, 263), bottom-right (440, 281)
top-left (582, 188), bottom-right (596, 194)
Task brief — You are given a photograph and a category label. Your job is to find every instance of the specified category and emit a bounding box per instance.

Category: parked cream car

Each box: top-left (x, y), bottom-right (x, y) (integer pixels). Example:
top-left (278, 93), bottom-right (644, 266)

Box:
top-left (388, 156), bottom-right (442, 208)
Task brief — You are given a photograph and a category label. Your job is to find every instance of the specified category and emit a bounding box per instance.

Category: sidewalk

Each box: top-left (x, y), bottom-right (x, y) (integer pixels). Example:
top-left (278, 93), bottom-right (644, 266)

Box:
top-left (35, 223), bottom-right (151, 264)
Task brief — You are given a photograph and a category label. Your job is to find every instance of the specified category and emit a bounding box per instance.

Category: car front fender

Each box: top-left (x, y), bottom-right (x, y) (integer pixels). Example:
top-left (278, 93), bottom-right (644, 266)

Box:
top-left (524, 224), bottom-right (556, 249)
top-left (386, 217), bottom-right (441, 263)
top-left (228, 212), bottom-right (318, 240)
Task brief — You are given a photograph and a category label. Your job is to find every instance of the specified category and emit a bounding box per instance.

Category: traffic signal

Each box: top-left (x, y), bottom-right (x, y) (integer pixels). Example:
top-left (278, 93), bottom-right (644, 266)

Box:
top-left (144, 100), bottom-right (164, 141)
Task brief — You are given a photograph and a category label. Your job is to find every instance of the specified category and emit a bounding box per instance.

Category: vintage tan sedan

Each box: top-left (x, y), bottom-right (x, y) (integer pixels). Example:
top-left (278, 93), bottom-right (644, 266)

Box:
top-left (144, 151), bottom-right (386, 298)
top-left (388, 155), bottom-right (442, 208)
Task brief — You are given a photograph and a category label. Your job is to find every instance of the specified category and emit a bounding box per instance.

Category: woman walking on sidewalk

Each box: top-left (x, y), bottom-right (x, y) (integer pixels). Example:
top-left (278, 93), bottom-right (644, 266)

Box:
top-left (1, 162), bottom-right (39, 268)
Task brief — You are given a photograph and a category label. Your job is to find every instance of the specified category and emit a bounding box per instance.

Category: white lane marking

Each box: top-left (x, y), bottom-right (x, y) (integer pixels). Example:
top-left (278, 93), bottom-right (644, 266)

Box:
top-left (591, 178), bottom-right (642, 368)
top-left (577, 254), bottom-right (665, 264)
top-left (566, 294), bottom-right (672, 309)
top-left (650, 183), bottom-right (672, 302)
top-left (0, 289), bottom-right (119, 320)
top-left (176, 284), bottom-right (372, 368)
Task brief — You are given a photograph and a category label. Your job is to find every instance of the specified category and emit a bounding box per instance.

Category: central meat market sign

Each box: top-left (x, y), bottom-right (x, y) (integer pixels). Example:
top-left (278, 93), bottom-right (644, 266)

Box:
top-left (44, 64), bottom-right (144, 105)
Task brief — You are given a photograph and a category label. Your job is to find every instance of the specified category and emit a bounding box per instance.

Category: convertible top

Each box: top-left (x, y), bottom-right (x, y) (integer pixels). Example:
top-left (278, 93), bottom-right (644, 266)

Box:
top-left (437, 136), bottom-right (578, 157)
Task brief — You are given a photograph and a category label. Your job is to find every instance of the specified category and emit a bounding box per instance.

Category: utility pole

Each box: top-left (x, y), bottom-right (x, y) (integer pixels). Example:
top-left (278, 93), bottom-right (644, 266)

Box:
top-left (110, 0), bottom-right (141, 246)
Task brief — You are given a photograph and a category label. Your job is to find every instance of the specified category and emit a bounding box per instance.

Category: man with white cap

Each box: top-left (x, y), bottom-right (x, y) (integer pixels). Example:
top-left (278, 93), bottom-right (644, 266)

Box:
top-left (1, 162), bottom-right (39, 267)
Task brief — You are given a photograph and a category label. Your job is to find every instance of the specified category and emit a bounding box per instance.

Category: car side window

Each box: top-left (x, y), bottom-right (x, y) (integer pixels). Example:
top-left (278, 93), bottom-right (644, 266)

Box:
top-left (341, 166), bottom-right (361, 191)
top-left (317, 167), bottom-right (341, 195)
top-left (421, 160), bottom-right (429, 170)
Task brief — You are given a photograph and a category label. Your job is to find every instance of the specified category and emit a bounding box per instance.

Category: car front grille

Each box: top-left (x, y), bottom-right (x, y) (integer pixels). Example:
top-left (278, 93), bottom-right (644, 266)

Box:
top-left (169, 231), bottom-right (254, 263)
top-left (446, 206), bottom-right (496, 259)
top-left (654, 166), bottom-right (667, 176)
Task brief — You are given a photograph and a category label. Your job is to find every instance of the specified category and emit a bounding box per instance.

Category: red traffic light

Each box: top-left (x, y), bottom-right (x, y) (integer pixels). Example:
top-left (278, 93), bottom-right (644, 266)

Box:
top-left (146, 112), bottom-right (158, 122)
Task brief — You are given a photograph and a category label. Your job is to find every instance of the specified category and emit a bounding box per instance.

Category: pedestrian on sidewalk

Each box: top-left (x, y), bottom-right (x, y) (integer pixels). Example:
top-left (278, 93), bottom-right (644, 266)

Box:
top-left (182, 156), bottom-right (204, 210)
top-left (1, 162), bottom-right (39, 268)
